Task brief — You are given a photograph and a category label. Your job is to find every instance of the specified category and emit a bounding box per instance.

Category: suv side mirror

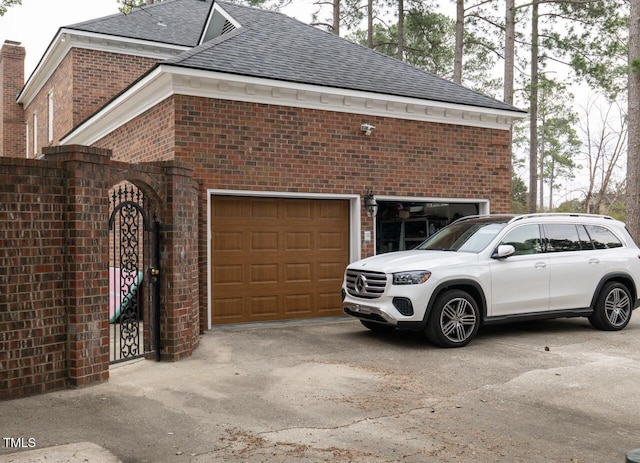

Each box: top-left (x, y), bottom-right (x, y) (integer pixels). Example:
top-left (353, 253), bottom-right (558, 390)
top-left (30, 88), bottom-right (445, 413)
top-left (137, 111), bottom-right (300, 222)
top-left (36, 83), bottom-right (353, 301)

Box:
top-left (492, 244), bottom-right (515, 259)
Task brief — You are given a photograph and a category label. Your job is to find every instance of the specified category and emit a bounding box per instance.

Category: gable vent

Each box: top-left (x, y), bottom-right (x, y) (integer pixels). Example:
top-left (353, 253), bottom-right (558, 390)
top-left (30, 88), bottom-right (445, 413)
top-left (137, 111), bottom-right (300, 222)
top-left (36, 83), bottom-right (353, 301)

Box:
top-left (221, 20), bottom-right (236, 35)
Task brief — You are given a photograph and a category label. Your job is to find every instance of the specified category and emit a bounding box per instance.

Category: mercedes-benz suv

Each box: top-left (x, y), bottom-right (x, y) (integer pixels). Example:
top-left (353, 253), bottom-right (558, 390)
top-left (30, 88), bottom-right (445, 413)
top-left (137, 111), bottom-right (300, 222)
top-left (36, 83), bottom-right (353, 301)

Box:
top-left (342, 214), bottom-right (640, 347)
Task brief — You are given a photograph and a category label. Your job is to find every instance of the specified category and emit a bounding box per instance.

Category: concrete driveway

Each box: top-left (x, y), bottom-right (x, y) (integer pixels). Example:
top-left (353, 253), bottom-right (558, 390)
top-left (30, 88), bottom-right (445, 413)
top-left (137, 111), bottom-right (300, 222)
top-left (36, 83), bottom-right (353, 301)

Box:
top-left (2, 316), bottom-right (640, 462)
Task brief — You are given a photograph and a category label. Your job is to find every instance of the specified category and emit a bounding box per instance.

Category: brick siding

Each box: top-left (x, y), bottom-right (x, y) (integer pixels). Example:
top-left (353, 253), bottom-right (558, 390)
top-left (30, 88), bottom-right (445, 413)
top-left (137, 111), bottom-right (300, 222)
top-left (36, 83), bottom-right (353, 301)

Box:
top-left (0, 41), bottom-right (26, 157)
top-left (21, 49), bottom-right (159, 158)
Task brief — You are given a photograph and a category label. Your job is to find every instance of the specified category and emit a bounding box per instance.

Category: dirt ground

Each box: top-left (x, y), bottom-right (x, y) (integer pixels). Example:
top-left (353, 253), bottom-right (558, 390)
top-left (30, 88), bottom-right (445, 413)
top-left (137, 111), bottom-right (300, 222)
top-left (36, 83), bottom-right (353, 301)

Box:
top-left (2, 316), bottom-right (640, 462)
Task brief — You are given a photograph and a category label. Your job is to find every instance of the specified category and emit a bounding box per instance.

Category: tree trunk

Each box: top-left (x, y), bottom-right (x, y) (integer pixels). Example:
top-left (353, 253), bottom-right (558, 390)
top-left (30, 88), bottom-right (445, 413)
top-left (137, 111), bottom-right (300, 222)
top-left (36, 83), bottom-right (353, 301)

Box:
top-left (453, 0), bottom-right (464, 84)
top-left (367, 0), bottom-right (373, 48)
top-left (397, 0), bottom-right (404, 60)
top-left (333, 0), bottom-right (340, 35)
top-left (503, 0), bottom-right (515, 104)
top-left (627, 0), bottom-right (640, 240)
top-left (528, 0), bottom-right (539, 213)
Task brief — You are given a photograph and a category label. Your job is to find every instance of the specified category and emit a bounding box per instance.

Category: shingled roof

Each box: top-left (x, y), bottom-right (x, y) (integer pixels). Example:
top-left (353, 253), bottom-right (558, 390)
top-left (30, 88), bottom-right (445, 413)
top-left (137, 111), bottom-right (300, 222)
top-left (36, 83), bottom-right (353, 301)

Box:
top-left (64, 0), bottom-right (522, 115)
top-left (66, 0), bottom-right (213, 48)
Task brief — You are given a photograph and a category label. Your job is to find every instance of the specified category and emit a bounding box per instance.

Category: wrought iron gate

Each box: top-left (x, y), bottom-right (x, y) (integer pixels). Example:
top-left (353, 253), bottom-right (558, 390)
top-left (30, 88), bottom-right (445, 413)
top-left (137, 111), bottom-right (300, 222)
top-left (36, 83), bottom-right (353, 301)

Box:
top-left (108, 183), bottom-right (161, 364)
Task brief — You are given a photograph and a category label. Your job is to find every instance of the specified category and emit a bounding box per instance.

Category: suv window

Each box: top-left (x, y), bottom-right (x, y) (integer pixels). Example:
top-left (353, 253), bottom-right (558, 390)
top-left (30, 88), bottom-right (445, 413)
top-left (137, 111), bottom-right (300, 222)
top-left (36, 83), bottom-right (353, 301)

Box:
top-left (500, 224), bottom-right (542, 255)
top-left (544, 224), bottom-right (582, 252)
top-left (418, 220), bottom-right (508, 253)
top-left (576, 225), bottom-right (594, 250)
top-left (586, 225), bottom-right (623, 249)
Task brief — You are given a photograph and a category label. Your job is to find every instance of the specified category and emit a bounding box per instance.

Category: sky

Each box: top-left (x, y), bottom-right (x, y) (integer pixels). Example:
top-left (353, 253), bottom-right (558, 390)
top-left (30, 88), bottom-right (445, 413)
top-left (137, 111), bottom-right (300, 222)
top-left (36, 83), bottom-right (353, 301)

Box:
top-left (0, 0), bottom-right (313, 78)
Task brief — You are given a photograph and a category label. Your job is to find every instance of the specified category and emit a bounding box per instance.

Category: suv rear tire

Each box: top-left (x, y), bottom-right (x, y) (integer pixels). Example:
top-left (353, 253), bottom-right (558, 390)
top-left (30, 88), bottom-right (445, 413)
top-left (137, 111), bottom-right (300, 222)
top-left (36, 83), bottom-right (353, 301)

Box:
top-left (426, 289), bottom-right (480, 348)
top-left (589, 282), bottom-right (632, 331)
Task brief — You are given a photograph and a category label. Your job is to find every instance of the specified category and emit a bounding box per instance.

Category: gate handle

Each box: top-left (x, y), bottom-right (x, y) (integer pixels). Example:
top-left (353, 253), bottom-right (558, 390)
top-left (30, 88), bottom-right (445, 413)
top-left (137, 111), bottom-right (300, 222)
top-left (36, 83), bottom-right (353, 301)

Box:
top-left (150, 268), bottom-right (160, 276)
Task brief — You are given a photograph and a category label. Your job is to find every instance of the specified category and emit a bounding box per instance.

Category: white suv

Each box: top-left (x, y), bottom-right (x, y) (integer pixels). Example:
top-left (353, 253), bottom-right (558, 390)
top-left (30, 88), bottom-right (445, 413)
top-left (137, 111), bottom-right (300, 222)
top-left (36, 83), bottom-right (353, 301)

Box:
top-left (342, 214), bottom-right (640, 347)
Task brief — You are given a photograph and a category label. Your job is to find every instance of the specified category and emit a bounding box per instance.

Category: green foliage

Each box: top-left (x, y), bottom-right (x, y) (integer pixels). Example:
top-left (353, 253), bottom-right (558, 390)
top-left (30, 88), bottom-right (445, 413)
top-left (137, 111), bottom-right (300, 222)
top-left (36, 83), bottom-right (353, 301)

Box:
top-left (513, 75), bottom-right (580, 207)
top-left (347, 6), bottom-right (498, 95)
top-left (510, 174), bottom-right (528, 213)
top-left (543, 0), bottom-right (629, 99)
top-left (555, 199), bottom-right (583, 213)
top-left (0, 0), bottom-right (21, 16)
top-left (117, 0), bottom-right (149, 14)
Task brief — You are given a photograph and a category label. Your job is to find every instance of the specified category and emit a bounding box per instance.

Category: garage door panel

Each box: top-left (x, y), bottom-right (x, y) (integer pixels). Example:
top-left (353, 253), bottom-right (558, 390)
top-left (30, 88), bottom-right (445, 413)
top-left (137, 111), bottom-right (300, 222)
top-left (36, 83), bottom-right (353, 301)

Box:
top-left (250, 264), bottom-right (279, 284)
top-left (213, 231), bottom-right (244, 251)
top-left (213, 197), bottom-right (245, 219)
top-left (250, 296), bottom-right (280, 317)
top-left (212, 297), bottom-right (245, 322)
top-left (285, 232), bottom-right (312, 251)
top-left (251, 232), bottom-right (279, 251)
top-left (318, 232), bottom-right (346, 250)
top-left (317, 262), bottom-right (345, 281)
top-left (213, 264), bottom-right (243, 284)
top-left (211, 196), bottom-right (349, 325)
top-left (284, 294), bottom-right (312, 314)
top-left (285, 201), bottom-right (313, 220)
top-left (285, 263), bottom-right (312, 283)
top-left (251, 199), bottom-right (279, 219)
top-left (317, 292), bottom-right (341, 312)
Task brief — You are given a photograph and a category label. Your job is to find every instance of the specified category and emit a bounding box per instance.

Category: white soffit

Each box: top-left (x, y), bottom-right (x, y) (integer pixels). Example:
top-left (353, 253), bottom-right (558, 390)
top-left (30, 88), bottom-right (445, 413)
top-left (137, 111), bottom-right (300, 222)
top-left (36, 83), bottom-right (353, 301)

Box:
top-left (62, 64), bottom-right (525, 146)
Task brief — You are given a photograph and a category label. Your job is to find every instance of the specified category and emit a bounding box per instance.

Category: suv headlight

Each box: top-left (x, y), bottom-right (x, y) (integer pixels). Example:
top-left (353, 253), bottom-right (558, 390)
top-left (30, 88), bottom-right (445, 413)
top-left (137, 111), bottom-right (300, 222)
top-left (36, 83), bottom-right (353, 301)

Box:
top-left (392, 270), bottom-right (431, 285)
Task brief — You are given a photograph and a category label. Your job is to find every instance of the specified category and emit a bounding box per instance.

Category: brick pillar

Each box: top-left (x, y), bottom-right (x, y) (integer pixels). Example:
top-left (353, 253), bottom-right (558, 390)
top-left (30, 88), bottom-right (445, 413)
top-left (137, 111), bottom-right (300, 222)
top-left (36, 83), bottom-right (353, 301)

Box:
top-left (0, 40), bottom-right (26, 158)
top-left (43, 145), bottom-right (112, 387)
top-left (155, 161), bottom-right (200, 361)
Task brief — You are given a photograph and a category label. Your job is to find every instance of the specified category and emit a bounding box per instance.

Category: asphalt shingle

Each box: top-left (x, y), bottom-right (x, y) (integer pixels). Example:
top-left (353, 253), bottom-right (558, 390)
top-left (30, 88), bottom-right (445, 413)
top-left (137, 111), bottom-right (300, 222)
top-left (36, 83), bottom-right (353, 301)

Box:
top-left (66, 0), bottom-right (523, 113)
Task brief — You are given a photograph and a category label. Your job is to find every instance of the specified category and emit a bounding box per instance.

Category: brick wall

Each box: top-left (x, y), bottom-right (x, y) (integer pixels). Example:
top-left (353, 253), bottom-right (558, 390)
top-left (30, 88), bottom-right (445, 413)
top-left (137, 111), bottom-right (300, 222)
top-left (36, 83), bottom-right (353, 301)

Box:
top-left (21, 49), bottom-right (159, 158)
top-left (0, 157), bottom-right (68, 398)
top-left (0, 146), bottom-right (200, 400)
top-left (0, 41), bottom-right (26, 158)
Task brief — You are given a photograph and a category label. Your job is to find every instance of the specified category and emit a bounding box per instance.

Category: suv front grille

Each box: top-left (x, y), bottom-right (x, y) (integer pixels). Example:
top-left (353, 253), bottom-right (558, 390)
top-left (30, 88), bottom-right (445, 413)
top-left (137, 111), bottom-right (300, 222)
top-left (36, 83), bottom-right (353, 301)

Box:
top-left (346, 270), bottom-right (387, 299)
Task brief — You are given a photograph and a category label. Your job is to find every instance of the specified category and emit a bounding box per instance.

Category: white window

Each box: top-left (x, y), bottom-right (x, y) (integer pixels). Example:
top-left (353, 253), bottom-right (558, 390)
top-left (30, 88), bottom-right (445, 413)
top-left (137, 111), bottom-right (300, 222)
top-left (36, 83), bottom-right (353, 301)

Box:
top-left (32, 113), bottom-right (38, 158)
top-left (48, 91), bottom-right (54, 142)
top-left (25, 123), bottom-right (29, 159)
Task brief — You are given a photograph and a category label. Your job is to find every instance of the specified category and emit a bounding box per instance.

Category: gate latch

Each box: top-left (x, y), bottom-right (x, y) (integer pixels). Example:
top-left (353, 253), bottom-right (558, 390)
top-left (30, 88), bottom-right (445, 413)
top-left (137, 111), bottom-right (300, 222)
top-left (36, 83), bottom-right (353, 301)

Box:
top-left (150, 268), bottom-right (160, 276)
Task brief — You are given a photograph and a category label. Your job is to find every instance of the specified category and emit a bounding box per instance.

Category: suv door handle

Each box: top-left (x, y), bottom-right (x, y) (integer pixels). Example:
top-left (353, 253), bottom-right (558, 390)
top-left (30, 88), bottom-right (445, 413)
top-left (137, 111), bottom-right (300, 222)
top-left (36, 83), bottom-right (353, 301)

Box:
top-left (588, 258), bottom-right (600, 265)
top-left (534, 262), bottom-right (547, 269)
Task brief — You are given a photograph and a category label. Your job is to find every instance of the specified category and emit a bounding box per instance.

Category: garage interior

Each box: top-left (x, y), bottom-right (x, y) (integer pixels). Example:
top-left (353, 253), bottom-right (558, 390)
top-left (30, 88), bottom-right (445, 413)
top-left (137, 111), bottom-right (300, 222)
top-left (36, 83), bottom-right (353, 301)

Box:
top-left (375, 200), bottom-right (481, 254)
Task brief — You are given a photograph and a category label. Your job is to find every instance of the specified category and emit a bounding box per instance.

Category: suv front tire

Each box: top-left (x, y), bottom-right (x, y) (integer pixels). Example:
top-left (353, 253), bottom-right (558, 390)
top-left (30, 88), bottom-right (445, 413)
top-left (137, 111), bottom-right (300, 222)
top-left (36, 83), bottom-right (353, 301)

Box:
top-left (425, 289), bottom-right (480, 348)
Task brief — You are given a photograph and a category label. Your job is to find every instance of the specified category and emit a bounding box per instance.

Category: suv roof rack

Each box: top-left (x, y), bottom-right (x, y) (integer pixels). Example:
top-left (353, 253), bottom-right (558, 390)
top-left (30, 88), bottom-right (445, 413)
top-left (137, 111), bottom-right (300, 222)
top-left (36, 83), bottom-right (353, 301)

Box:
top-left (451, 214), bottom-right (515, 224)
top-left (509, 213), bottom-right (615, 223)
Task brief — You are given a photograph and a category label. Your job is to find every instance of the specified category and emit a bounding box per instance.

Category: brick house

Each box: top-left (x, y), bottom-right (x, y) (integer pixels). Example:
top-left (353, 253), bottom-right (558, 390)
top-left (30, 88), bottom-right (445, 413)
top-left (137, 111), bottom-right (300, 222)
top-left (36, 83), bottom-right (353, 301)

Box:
top-left (1, 0), bottom-right (524, 360)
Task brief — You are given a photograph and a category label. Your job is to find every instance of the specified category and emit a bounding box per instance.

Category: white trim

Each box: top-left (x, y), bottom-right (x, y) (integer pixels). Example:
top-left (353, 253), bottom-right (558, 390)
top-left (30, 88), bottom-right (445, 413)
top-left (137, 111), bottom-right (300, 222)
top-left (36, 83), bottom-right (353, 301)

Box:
top-left (206, 189), bottom-right (361, 330)
top-left (375, 195), bottom-right (490, 211)
top-left (32, 112), bottom-right (38, 157)
top-left (48, 91), bottom-right (54, 143)
top-left (62, 64), bottom-right (525, 146)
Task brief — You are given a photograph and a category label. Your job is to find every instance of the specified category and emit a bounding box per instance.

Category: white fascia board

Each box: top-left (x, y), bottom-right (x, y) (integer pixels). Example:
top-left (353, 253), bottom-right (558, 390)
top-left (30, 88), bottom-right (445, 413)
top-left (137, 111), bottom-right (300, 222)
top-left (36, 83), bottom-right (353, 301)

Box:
top-left (18, 29), bottom-right (188, 107)
top-left (63, 64), bottom-right (526, 145)
top-left (168, 67), bottom-right (526, 130)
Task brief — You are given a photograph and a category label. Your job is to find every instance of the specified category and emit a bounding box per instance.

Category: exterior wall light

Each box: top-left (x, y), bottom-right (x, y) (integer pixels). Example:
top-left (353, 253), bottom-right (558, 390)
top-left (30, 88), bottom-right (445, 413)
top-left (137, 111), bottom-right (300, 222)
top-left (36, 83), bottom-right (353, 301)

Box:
top-left (364, 190), bottom-right (378, 218)
top-left (360, 123), bottom-right (375, 136)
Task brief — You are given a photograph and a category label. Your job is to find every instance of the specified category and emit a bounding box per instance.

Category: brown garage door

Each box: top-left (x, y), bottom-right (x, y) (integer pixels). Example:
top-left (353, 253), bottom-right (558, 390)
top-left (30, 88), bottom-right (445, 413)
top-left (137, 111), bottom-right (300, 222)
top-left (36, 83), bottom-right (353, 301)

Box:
top-left (210, 196), bottom-right (350, 325)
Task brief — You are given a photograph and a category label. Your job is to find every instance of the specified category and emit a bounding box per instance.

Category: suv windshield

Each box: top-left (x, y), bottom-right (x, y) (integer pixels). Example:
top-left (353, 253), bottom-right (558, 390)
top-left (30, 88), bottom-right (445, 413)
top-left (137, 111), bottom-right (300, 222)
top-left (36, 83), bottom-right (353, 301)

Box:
top-left (416, 219), bottom-right (509, 253)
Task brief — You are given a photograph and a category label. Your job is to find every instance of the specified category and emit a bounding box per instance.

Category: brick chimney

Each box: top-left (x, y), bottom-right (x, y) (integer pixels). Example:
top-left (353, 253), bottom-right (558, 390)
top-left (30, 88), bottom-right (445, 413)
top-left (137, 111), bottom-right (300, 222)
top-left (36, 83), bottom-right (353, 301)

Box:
top-left (0, 40), bottom-right (26, 157)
